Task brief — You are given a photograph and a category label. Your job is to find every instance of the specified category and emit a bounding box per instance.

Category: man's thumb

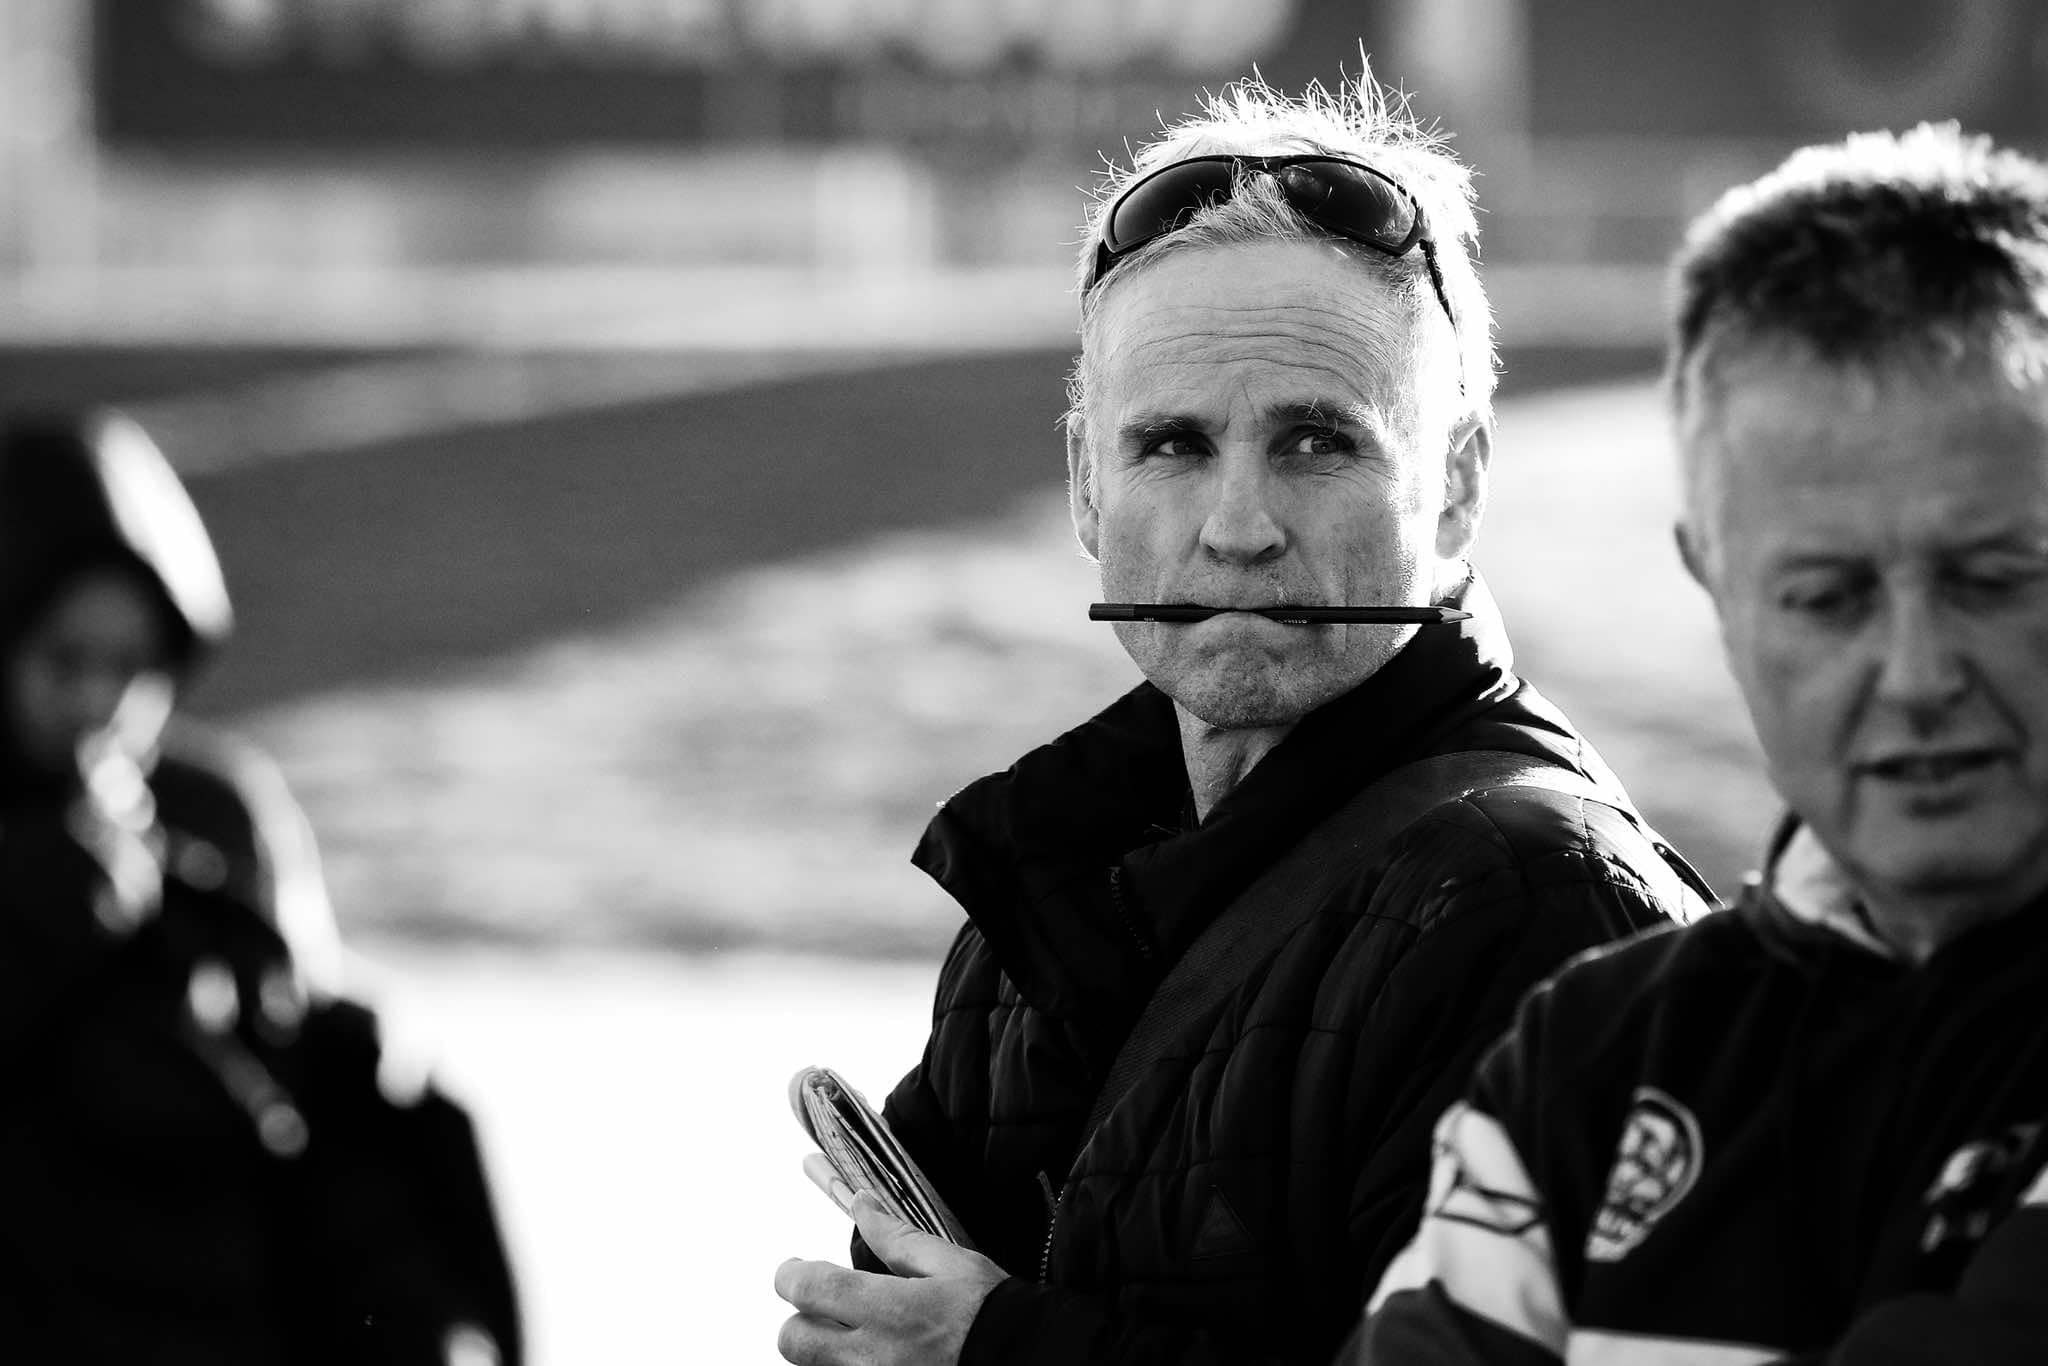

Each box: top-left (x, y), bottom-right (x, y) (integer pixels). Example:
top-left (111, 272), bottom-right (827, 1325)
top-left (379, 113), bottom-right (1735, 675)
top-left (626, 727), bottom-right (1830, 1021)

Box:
top-left (852, 1193), bottom-right (943, 1277)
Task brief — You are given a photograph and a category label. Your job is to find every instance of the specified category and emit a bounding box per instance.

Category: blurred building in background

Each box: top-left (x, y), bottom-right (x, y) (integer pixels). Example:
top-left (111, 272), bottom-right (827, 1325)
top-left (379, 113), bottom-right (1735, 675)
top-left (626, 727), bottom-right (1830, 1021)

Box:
top-left (1, 0), bottom-right (2040, 347)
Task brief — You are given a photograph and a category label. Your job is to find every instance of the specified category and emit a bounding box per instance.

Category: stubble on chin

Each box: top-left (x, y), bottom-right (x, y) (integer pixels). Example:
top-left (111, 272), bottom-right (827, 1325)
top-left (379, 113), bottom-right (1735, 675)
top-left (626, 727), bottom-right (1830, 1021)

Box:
top-left (1148, 638), bottom-right (1402, 731)
top-left (1172, 678), bottom-right (1302, 731)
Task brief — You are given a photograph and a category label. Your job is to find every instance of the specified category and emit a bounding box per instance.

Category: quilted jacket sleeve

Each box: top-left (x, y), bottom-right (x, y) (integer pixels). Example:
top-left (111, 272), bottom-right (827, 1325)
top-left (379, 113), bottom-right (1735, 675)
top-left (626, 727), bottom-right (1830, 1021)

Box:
top-left (854, 924), bottom-right (995, 1275)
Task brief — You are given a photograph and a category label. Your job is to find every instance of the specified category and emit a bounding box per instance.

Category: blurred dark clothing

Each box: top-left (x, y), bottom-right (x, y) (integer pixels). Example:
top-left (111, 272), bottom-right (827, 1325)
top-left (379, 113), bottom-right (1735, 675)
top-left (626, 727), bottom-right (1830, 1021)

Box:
top-left (1349, 819), bottom-right (2048, 1364)
top-left (0, 729), bottom-right (522, 1363)
top-left (860, 578), bottom-right (1709, 1366)
top-left (0, 411), bottom-right (520, 1363)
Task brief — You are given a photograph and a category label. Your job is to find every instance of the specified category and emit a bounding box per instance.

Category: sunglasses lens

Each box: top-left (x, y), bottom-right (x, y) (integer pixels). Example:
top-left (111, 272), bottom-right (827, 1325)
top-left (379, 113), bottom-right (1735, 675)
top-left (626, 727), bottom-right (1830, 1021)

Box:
top-left (1273, 161), bottom-right (1416, 250)
top-left (1105, 158), bottom-right (1417, 260)
top-left (1089, 155), bottom-right (1438, 313)
top-left (1103, 161), bottom-right (1239, 254)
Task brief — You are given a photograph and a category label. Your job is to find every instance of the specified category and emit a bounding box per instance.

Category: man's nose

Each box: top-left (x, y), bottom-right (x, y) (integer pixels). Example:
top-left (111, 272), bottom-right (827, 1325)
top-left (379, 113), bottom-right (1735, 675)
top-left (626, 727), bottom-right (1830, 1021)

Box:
top-left (1198, 459), bottom-right (1286, 565)
top-left (1871, 592), bottom-right (1968, 711)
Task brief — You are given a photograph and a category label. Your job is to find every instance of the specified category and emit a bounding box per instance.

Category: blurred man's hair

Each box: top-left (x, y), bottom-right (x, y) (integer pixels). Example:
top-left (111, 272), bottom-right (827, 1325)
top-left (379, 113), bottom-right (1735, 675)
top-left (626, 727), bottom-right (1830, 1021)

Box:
top-left (1066, 68), bottom-right (1495, 434)
top-left (1668, 121), bottom-right (2048, 423)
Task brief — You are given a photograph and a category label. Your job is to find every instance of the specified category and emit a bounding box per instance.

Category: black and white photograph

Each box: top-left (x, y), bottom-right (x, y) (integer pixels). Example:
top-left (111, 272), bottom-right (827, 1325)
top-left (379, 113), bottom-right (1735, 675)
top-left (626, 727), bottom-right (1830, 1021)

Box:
top-left (1, 2), bottom-right (2043, 1361)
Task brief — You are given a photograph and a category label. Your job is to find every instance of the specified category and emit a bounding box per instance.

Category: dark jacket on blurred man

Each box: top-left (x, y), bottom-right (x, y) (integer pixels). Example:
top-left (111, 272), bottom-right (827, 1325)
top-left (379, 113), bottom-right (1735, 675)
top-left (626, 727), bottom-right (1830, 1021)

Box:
top-left (0, 411), bottom-right (520, 1364)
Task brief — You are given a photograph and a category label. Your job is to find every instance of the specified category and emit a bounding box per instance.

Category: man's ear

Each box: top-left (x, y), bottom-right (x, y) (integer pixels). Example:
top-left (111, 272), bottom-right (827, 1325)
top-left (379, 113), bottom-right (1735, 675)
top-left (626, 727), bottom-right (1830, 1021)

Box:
top-left (1067, 419), bottom-right (1101, 561)
top-left (1674, 520), bottom-right (1709, 589)
top-left (1434, 417), bottom-right (1492, 561)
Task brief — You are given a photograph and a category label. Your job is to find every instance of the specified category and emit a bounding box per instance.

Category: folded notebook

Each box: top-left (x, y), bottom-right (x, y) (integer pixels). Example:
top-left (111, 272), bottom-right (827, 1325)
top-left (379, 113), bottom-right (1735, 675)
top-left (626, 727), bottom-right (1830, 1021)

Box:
top-left (788, 1065), bottom-right (973, 1248)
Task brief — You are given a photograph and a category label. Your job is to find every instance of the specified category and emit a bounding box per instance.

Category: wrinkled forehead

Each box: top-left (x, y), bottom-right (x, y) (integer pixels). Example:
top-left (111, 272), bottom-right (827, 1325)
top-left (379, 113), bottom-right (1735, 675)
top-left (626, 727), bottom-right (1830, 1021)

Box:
top-left (1679, 323), bottom-right (2048, 432)
top-left (1080, 240), bottom-right (1439, 423)
top-left (1683, 344), bottom-right (2048, 554)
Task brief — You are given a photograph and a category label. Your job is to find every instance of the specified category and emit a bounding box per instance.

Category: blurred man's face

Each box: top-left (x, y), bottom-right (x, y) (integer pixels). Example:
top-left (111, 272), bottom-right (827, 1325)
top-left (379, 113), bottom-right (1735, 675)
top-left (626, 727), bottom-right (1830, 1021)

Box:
top-left (4, 567), bottom-right (176, 779)
top-left (1685, 350), bottom-right (2048, 920)
top-left (1069, 239), bottom-right (1484, 729)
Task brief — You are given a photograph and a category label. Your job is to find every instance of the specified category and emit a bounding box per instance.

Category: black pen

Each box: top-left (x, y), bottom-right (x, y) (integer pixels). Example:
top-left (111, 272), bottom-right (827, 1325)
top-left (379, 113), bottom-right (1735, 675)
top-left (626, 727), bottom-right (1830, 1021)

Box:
top-left (1089, 603), bottom-right (1471, 625)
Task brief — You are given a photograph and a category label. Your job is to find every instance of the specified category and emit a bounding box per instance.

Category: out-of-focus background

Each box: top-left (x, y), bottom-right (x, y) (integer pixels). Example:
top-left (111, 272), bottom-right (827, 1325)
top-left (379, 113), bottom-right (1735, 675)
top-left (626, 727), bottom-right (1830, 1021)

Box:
top-left (3, 1), bottom-right (2042, 1358)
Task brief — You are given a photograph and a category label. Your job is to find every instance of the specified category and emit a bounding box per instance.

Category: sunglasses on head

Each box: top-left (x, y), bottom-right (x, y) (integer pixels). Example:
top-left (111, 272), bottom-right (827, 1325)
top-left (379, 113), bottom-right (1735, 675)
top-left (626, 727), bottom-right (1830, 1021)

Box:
top-left (1086, 154), bottom-right (1459, 341)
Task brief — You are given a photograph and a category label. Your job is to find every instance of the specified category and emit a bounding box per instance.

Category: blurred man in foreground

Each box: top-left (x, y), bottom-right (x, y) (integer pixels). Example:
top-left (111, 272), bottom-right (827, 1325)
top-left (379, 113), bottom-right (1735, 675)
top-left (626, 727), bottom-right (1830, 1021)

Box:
top-left (773, 71), bottom-right (1707, 1366)
top-left (1352, 124), bottom-right (2048, 1363)
top-left (0, 410), bottom-right (520, 1363)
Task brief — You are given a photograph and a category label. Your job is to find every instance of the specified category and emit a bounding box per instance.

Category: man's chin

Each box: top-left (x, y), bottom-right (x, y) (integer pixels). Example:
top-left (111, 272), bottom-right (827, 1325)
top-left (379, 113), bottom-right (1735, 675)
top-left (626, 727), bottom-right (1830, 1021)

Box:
top-left (1136, 644), bottom-right (1389, 732)
top-left (1830, 815), bottom-right (2048, 910)
top-left (1176, 696), bottom-right (1304, 731)
top-left (1160, 669), bottom-right (1343, 732)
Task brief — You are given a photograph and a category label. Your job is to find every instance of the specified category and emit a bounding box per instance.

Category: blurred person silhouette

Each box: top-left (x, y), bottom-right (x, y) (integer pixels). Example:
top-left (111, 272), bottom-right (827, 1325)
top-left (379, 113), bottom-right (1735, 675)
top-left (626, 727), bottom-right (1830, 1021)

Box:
top-left (0, 409), bottom-right (520, 1364)
top-left (1348, 124), bottom-right (2048, 1364)
top-left (772, 68), bottom-right (1713, 1366)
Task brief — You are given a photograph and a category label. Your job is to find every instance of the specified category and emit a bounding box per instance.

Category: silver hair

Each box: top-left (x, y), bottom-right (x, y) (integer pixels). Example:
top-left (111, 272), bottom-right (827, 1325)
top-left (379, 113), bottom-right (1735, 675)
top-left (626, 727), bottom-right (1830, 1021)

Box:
top-left (1668, 122), bottom-right (2048, 541)
top-left (1064, 68), bottom-right (1496, 444)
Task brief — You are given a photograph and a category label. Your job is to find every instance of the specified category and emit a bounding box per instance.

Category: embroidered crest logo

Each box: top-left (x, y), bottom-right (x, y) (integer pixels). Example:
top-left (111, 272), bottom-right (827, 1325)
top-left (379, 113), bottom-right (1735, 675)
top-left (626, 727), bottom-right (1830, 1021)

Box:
top-left (1586, 1086), bottom-right (1703, 1263)
top-left (1921, 1122), bottom-right (2042, 1256)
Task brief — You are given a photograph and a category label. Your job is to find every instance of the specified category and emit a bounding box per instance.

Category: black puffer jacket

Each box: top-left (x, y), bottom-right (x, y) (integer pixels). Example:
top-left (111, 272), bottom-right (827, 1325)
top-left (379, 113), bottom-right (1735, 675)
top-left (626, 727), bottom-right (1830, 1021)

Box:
top-left (870, 579), bottom-right (1710, 1366)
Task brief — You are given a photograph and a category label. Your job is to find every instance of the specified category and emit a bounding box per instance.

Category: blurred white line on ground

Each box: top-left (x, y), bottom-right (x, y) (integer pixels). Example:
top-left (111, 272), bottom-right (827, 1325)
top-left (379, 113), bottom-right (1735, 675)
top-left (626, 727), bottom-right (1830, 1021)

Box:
top-left (0, 264), bottom-right (1082, 350)
top-left (127, 350), bottom-right (911, 475)
top-left (98, 259), bottom-right (1668, 474)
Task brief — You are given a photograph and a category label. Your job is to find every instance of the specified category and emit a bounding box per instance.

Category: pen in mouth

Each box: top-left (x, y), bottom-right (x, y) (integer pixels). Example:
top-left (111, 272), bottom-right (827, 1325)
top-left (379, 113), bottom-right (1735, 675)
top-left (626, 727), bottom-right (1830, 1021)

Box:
top-left (1088, 603), bottom-right (1471, 625)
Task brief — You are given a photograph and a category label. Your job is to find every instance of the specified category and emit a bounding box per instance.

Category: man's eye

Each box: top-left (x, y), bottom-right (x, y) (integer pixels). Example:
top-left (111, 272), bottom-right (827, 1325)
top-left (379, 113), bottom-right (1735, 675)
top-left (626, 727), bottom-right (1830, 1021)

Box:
top-left (1140, 434), bottom-right (1206, 459)
top-left (1948, 575), bottom-right (2026, 611)
top-left (1946, 560), bottom-right (2046, 609)
top-left (1287, 430), bottom-right (1351, 458)
top-left (1776, 580), bottom-right (1867, 623)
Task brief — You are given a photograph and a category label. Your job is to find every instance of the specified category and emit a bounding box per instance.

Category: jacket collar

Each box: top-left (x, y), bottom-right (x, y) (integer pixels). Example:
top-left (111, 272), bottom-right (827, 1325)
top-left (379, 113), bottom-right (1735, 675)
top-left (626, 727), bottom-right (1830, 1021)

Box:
top-left (1754, 815), bottom-right (2048, 967)
top-left (1761, 818), bottom-right (1898, 959)
top-left (912, 574), bottom-right (1522, 1020)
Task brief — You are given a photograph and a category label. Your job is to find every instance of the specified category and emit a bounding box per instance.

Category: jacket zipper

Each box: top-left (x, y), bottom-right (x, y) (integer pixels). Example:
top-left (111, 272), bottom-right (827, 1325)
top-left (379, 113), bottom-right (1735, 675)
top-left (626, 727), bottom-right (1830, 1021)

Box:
top-left (1108, 865), bottom-right (1154, 963)
top-left (1036, 1170), bottom-right (1066, 1282)
top-left (1036, 863), bottom-right (1143, 1283)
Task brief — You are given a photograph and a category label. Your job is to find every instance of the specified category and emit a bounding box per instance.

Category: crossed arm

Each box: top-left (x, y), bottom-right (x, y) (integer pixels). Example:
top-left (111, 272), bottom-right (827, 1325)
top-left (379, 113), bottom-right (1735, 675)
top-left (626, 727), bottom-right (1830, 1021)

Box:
top-left (1346, 1108), bottom-right (2048, 1366)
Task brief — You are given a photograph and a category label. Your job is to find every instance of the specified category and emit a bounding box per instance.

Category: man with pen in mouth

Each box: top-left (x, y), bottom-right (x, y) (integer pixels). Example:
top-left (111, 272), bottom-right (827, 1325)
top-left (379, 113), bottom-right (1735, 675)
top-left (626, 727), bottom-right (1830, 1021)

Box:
top-left (774, 68), bottom-right (1711, 1366)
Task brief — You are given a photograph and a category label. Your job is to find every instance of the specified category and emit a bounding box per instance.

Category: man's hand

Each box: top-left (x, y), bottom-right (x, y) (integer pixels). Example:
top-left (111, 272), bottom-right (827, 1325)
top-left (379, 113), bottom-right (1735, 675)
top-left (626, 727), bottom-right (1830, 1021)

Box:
top-left (775, 1193), bottom-right (1009, 1366)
